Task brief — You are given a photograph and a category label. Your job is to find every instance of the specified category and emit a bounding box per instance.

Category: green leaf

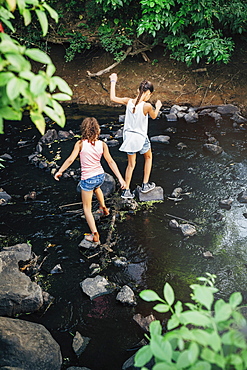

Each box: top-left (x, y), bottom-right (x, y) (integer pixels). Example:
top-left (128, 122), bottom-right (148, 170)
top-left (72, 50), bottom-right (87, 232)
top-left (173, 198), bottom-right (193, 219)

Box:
top-left (50, 76), bottom-right (72, 95)
top-left (23, 9), bottom-right (31, 26)
top-left (164, 283), bottom-right (175, 306)
top-left (229, 292), bottom-right (242, 308)
top-left (191, 329), bottom-right (210, 346)
top-left (46, 63), bottom-right (56, 78)
top-left (43, 3), bottom-right (58, 23)
top-left (51, 93), bottom-right (71, 101)
top-left (25, 48), bottom-right (51, 65)
top-left (6, 53), bottom-right (31, 72)
top-left (0, 72), bottom-right (14, 86)
top-left (180, 311), bottom-right (211, 327)
top-left (153, 304), bottom-right (170, 313)
top-left (188, 342), bottom-right (199, 364)
top-left (30, 75), bottom-right (47, 96)
top-left (190, 361), bottom-right (211, 370)
top-left (214, 300), bottom-right (232, 322)
top-left (150, 336), bottom-right (172, 362)
top-left (177, 350), bottom-right (191, 368)
top-left (192, 285), bottom-right (214, 310)
top-left (0, 106), bottom-right (22, 120)
top-left (0, 40), bottom-right (20, 54)
top-left (150, 320), bottom-right (162, 336)
top-left (201, 347), bottom-right (216, 363)
top-left (208, 331), bottom-right (221, 352)
top-left (19, 71), bottom-right (35, 80)
top-left (35, 9), bottom-right (48, 36)
top-left (6, 76), bottom-right (22, 100)
top-left (140, 289), bottom-right (162, 302)
top-left (35, 93), bottom-right (49, 112)
top-left (153, 363), bottom-right (176, 370)
top-left (30, 111), bottom-right (45, 135)
top-left (167, 314), bottom-right (180, 330)
top-left (134, 344), bottom-right (152, 367)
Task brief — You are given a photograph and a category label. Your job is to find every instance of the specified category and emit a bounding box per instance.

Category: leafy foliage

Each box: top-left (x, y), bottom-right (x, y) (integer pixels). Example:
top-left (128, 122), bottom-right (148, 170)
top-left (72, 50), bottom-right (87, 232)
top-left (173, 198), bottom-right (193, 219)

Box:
top-left (0, 0), bottom-right (72, 134)
top-left (64, 31), bottom-right (91, 62)
top-left (135, 273), bottom-right (247, 369)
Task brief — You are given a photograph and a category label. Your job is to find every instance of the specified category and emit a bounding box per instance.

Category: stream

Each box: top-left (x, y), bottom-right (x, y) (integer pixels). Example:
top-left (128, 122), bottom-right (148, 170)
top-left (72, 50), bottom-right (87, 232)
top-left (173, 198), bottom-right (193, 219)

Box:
top-left (0, 104), bottom-right (247, 369)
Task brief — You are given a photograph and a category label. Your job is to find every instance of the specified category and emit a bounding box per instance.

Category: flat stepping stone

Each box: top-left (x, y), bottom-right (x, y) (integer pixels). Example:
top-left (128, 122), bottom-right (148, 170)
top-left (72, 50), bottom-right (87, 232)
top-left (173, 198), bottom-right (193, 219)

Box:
top-left (80, 275), bottom-right (115, 300)
top-left (78, 237), bottom-right (100, 249)
top-left (135, 186), bottom-right (164, 202)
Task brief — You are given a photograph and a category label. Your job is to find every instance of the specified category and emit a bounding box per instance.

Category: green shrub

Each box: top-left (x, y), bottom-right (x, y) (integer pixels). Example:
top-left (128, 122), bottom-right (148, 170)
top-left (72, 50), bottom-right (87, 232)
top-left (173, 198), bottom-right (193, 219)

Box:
top-left (135, 273), bottom-right (247, 369)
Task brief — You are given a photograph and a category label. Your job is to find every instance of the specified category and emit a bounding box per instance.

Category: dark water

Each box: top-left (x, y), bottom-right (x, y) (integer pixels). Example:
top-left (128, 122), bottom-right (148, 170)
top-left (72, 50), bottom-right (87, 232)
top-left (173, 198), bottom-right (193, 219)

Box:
top-left (1, 105), bottom-right (247, 369)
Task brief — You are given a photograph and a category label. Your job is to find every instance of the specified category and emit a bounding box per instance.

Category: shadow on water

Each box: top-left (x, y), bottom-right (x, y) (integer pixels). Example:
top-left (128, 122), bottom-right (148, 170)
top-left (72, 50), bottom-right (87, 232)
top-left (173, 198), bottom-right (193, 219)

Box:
top-left (1, 105), bottom-right (247, 369)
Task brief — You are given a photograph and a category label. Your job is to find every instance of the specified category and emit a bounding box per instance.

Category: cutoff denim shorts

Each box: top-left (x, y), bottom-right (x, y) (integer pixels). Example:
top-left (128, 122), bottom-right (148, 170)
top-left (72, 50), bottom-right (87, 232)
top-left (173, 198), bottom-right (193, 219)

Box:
top-left (127, 137), bottom-right (151, 155)
top-left (79, 173), bottom-right (105, 192)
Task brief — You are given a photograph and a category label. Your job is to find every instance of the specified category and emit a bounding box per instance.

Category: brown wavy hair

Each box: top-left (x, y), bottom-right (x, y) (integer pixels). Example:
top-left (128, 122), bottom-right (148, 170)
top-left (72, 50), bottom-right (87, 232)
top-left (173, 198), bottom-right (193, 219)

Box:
top-left (133, 80), bottom-right (154, 113)
top-left (80, 117), bottom-right (100, 144)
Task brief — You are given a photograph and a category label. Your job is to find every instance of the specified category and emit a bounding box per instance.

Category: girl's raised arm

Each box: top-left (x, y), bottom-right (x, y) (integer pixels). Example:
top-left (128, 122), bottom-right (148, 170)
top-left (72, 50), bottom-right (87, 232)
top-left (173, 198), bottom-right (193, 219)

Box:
top-left (102, 142), bottom-right (126, 189)
top-left (109, 73), bottom-right (129, 105)
top-left (54, 140), bottom-right (81, 180)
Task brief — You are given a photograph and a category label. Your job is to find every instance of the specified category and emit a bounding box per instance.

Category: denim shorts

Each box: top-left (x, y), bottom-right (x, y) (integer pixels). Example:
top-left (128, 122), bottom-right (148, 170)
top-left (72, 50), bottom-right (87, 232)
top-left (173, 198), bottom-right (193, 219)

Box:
top-left (79, 173), bottom-right (105, 192)
top-left (127, 137), bottom-right (151, 155)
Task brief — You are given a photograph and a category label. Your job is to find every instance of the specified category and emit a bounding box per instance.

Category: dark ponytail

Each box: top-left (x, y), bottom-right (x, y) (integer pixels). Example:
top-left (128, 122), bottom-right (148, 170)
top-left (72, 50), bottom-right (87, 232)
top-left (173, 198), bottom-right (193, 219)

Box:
top-left (133, 80), bottom-right (154, 113)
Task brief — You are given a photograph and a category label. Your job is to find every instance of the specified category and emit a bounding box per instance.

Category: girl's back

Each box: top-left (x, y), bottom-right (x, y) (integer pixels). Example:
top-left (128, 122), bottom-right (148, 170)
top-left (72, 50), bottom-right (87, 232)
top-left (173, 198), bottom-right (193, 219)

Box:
top-left (80, 139), bottom-right (104, 180)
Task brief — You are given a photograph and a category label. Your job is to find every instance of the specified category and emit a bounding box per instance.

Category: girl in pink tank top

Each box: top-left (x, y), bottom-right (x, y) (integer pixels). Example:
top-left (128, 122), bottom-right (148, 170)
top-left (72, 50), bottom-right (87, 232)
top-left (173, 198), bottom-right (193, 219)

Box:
top-left (54, 117), bottom-right (126, 244)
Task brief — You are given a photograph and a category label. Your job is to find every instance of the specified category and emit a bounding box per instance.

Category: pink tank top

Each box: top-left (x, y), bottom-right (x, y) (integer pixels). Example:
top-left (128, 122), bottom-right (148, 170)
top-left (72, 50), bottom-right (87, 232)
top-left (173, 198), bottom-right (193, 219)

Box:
top-left (80, 140), bottom-right (104, 180)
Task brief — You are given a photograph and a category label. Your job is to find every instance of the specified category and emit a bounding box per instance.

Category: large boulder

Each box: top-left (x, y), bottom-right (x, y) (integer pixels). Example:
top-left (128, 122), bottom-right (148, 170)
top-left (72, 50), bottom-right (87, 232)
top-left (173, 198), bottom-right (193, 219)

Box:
top-left (0, 244), bottom-right (43, 316)
top-left (0, 317), bottom-right (62, 370)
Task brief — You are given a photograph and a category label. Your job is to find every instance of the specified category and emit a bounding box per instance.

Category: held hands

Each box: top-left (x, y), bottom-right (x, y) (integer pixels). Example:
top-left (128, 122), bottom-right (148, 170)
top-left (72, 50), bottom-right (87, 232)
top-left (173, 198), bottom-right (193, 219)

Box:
top-left (155, 99), bottom-right (162, 111)
top-left (109, 73), bottom-right (118, 83)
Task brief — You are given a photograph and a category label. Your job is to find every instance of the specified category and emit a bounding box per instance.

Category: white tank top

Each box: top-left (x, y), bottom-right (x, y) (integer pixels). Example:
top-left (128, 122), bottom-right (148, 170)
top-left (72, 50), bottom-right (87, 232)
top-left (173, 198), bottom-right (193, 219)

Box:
top-left (119, 100), bottom-right (149, 153)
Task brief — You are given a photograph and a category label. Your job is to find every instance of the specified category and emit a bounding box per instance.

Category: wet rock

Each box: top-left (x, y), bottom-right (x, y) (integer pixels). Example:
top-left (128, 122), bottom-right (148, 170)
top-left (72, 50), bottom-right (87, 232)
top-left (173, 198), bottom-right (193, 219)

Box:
top-left (216, 104), bottom-right (239, 115)
top-left (42, 291), bottom-right (55, 307)
top-left (106, 139), bottom-right (119, 147)
top-left (119, 198), bottom-right (139, 211)
top-left (50, 264), bottom-right (63, 274)
top-left (133, 313), bottom-right (156, 333)
top-left (100, 173), bottom-right (116, 197)
top-left (36, 142), bottom-right (43, 153)
top-left (171, 187), bottom-right (183, 198)
top-left (238, 190), bottom-right (247, 203)
top-left (165, 127), bottom-right (177, 134)
top-left (214, 212), bottom-right (223, 221)
top-left (180, 223), bottom-right (197, 237)
top-left (38, 160), bottom-right (48, 169)
top-left (119, 114), bottom-right (125, 123)
top-left (170, 104), bottom-right (188, 113)
top-left (24, 191), bottom-right (37, 201)
top-left (114, 128), bottom-right (124, 138)
top-left (169, 219), bottom-right (180, 229)
top-left (207, 136), bottom-right (219, 144)
top-left (208, 111), bottom-right (223, 124)
top-left (135, 185), bottom-right (164, 202)
top-left (184, 111), bottom-right (199, 123)
top-left (177, 111), bottom-right (186, 119)
top-left (0, 245), bottom-right (43, 316)
top-left (203, 143), bottom-right (223, 155)
top-left (58, 130), bottom-right (75, 140)
top-left (112, 256), bottom-right (128, 267)
top-left (165, 113), bottom-right (177, 121)
top-left (150, 135), bottom-right (170, 144)
top-left (89, 263), bottom-right (101, 275)
top-left (78, 237), bottom-right (100, 249)
top-left (177, 142), bottom-right (187, 150)
top-left (80, 275), bottom-right (116, 300)
top-left (243, 213), bottom-right (247, 218)
top-left (72, 331), bottom-right (91, 356)
top-left (199, 108), bottom-right (212, 115)
top-left (219, 199), bottom-right (233, 210)
top-left (203, 251), bottom-right (213, 258)
top-left (0, 153), bottom-right (13, 161)
top-left (0, 189), bottom-right (11, 206)
top-left (39, 129), bottom-right (58, 144)
top-left (230, 112), bottom-right (247, 124)
top-left (116, 285), bottom-right (137, 306)
top-left (0, 317), bottom-right (62, 369)
top-left (99, 133), bottom-right (111, 140)
top-left (2, 243), bottom-right (32, 262)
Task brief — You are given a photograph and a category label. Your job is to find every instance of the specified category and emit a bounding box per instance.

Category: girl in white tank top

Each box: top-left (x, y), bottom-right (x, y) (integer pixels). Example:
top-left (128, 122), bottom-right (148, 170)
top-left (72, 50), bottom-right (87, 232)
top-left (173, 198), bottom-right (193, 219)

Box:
top-left (109, 73), bottom-right (162, 199)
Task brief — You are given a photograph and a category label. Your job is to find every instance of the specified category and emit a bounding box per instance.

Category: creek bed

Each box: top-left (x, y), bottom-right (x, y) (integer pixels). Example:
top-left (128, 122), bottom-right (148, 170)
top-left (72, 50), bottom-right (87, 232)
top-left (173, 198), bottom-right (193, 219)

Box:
top-left (0, 105), bottom-right (247, 369)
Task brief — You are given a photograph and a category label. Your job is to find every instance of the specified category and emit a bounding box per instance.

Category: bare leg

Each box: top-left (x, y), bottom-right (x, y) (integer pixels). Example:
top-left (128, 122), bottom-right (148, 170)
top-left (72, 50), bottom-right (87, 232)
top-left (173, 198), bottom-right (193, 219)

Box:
top-left (125, 153), bottom-right (136, 189)
top-left (143, 149), bottom-right (152, 184)
top-left (81, 190), bottom-right (97, 234)
top-left (94, 187), bottom-right (105, 209)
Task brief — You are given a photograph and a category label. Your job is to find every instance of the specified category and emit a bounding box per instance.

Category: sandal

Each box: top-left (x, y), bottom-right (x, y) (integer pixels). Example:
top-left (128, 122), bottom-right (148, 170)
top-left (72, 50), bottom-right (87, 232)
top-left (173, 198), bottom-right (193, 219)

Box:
top-left (84, 232), bottom-right (100, 243)
top-left (95, 206), bottom-right (110, 217)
